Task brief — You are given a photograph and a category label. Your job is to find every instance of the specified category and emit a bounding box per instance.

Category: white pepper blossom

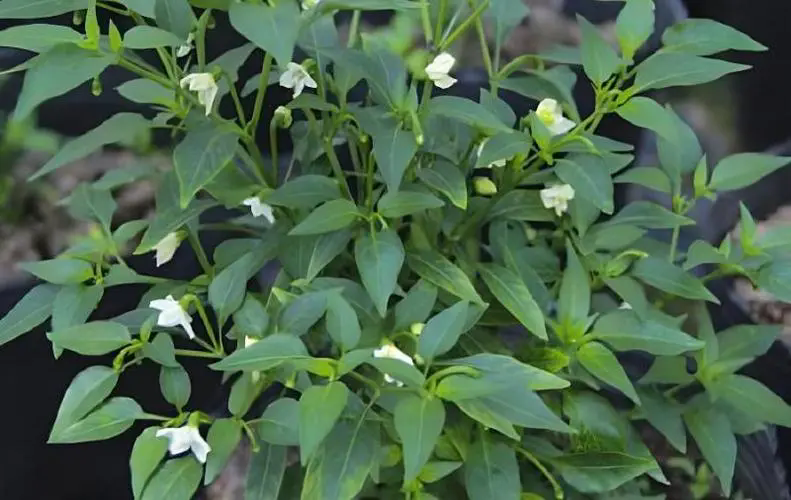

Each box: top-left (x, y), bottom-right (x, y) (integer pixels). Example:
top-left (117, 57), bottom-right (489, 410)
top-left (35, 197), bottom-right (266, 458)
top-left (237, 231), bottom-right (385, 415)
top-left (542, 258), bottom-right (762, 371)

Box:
top-left (279, 62), bottom-right (317, 99)
top-left (149, 295), bottom-right (195, 339)
top-left (425, 52), bottom-right (457, 89)
top-left (155, 426), bottom-right (211, 463)
top-left (373, 344), bottom-right (414, 387)
top-left (176, 33), bottom-right (194, 58)
top-left (179, 73), bottom-right (218, 116)
top-left (242, 197), bottom-right (275, 224)
top-left (153, 232), bottom-right (181, 267)
top-left (536, 98), bottom-right (576, 136)
top-left (540, 184), bottom-right (575, 217)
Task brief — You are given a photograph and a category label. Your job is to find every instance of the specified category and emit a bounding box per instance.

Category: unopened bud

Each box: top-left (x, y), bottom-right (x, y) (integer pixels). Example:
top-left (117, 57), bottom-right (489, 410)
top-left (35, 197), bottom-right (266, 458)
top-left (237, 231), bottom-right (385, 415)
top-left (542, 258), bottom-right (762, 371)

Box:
top-left (72, 9), bottom-right (85, 26)
top-left (410, 322), bottom-right (425, 336)
top-left (274, 106), bottom-right (293, 129)
top-left (91, 76), bottom-right (102, 96)
top-left (473, 177), bottom-right (497, 196)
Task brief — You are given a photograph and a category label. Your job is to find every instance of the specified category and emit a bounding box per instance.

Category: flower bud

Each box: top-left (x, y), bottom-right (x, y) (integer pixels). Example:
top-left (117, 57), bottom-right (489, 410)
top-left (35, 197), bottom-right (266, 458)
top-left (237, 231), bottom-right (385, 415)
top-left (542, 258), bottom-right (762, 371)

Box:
top-left (473, 177), bottom-right (498, 196)
top-left (274, 106), bottom-right (293, 129)
top-left (410, 322), bottom-right (425, 336)
top-left (91, 76), bottom-right (102, 96)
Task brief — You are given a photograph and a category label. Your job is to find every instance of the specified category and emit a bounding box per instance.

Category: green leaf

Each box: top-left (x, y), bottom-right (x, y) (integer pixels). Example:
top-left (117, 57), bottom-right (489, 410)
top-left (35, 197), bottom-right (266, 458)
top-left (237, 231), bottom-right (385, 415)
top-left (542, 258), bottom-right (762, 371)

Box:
top-left (118, 0), bottom-right (155, 17)
top-left (578, 15), bottom-right (621, 85)
top-left (135, 201), bottom-right (216, 255)
top-left (591, 310), bottom-right (704, 355)
top-left (280, 230), bottom-right (352, 281)
top-left (205, 419), bottom-right (242, 485)
top-left (299, 382), bottom-right (349, 465)
top-left (662, 18), bottom-right (766, 56)
top-left (174, 124), bottom-right (239, 208)
top-left (210, 334), bottom-right (308, 372)
top-left (447, 353), bottom-right (570, 391)
top-left (756, 259), bottom-right (791, 302)
top-left (48, 320), bottom-right (131, 355)
top-left (301, 414), bottom-right (378, 500)
top-left (159, 366), bottom-right (191, 410)
top-left (708, 153), bottom-right (791, 191)
top-left (233, 296), bottom-right (270, 338)
top-left (394, 280), bottom-right (437, 332)
top-left (615, 97), bottom-right (676, 142)
top-left (245, 443), bottom-right (288, 500)
top-left (368, 357), bottom-right (426, 388)
top-left (229, 0), bottom-right (299, 66)
top-left (319, 0), bottom-right (418, 10)
top-left (488, 190), bottom-right (553, 222)
top-left (605, 201), bottom-right (693, 229)
top-left (475, 132), bottom-right (532, 169)
top-left (407, 250), bottom-right (484, 304)
top-left (117, 79), bottom-right (172, 105)
top-left (209, 252), bottom-right (256, 325)
top-left (615, 0), bottom-right (655, 60)
top-left (370, 118), bottom-right (418, 192)
top-left (656, 106), bottom-right (702, 181)
top-left (577, 341), bottom-right (639, 404)
top-left (716, 374), bottom-right (791, 427)
top-left (717, 324), bottom-right (780, 362)
top-left (52, 284), bottom-right (103, 331)
top-left (49, 397), bottom-right (141, 444)
top-left (464, 434), bottom-right (521, 500)
top-left (0, 283), bottom-right (57, 347)
top-left (684, 408), bottom-right (735, 496)
top-left (289, 199), bottom-right (361, 236)
top-left (634, 52), bottom-right (749, 92)
top-left (418, 160), bottom-right (468, 209)
top-left (50, 365), bottom-right (118, 438)
top-left (15, 44), bottom-right (112, 120)
top-left (478, 263), bottom-right (546, 339)
top-left (614, 166), bottom-right (671, 194)
top-left (354, 229), bottom-right (404, 317)
top-left (556, 156), bottom-right (614, 214)
top-left (487, 0), bottom-right (530, 50)
top-left (552, 452), bottom-right (655, 493)
top-left (419, 461), bottom-right (463, 483)
top-left (123, 25), bottom-right (184, 49)
top-left (68, 183), bottom-right (116, 234)
top-left (558, 242), bottom-right (590, 329)
top-left (378, 190), bottom-right (444, 218)
top-left (141, 456), bottom-right (203, 500)
top-left (19, 258), bottom-right (93, 284)
top-left (639, 356), bottom-right (695, 385)
top-left (278, 292), bottom-right (328, 336)
top-left (417, 301), bottom-right (470, 361)
top-left (461, 384), bottom-right (572, 435)
top-left (0, 24), bottom-right (81, 52)
top-left (258, 398), bottom-right (300, 446)
top-left (631, 256), bottom-right (718, 302)
top-left (227, 373), bottom-right (262, 417)
top-left (0, 0), bottom-right (92, 18)
top-left (130, 427), bottom-right (168, 499)
top-left (154, 0), bottom-right (194, 40)
top-left (428, 96), bottom-right (511, 134)
top-left (325, 294), bottom-right (361, 351)
top-left (395, 395), bottom-right (445, 484)
top-left (143, 333), bottom-right (179, 368)
top-left (640, 391), bottom-right (686, 453)
top-left (267, 175), bottom-right (341, 209)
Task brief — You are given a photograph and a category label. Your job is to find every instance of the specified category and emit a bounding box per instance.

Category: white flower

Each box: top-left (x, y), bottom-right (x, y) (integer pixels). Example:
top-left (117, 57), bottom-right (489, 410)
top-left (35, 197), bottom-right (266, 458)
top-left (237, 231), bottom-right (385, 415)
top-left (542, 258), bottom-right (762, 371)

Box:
top-left (373, 344), bottom-right (414, 387)
top-left (619, 302), bottom-right (633, 310)
top-left (279, 62), bottom-right (317, 99)
top-left (245, 336), bottom-right (261, 382)
top-left (179, 73), bottom-right (218, 116)
top-left (477, 138), bottom-right (508, 168)
top-left (153, 232), bottom-right (181, 267)
top-left (540, 183), bottom-right (575, 217)
top-left (149, 295), bottom-right (195, 339)
top-left (155, 426), bottom-right (211, 463)
top-left (425, 52), bottom-right (457, 89)
top-left (242, 197), bottom-right (275, 224)
top-left (301, 0), bottom-right (320, 9)
top-left (536, 98), bottom-right (576, 136)
top-left (176, 33), bottom-right (194, 58)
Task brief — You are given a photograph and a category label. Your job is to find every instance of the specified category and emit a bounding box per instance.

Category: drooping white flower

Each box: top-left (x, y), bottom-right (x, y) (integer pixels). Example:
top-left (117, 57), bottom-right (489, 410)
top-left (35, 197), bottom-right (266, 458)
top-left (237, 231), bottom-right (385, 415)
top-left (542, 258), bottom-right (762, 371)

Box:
top-left (176, 33), bottom-right (194, 58)
top-left (153, 232), bottom-right (181, 267)
top-left (373, 343), bottom-right (414, 387)
top-left (425, 52), bottom-right (457, 89)
top-left (301, 0), bottom-right (320, 9)
top-left (536, 98), bottom-right (576, 136)
top-left (155, 426), bottom-right (211, 463)
top-left (477, 138), bottom-right (508, 168)
top-left (242, 197), bottom-right (275, 224)
top-left (540, 184), bottom-right (575, 217)
top-left (179, 73), bottom-right (218, 116)
top-left (149, 295), bottom-right (195, 339)
top-left (279, 62), bottom-right (317, 99)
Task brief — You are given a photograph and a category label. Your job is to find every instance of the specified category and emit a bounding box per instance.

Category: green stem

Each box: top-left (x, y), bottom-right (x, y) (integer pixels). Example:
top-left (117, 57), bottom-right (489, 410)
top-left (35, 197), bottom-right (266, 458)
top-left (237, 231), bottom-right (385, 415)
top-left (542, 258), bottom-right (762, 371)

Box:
top-left (174, 349), bottom-right (223, 359)
top-left (269, 119), bottom-right (279, 178)
top-left (420, 0), bottom-right (434, 44)
top-left (515, 446), bottom-right (564, 500)
top-left (250, 53), bottom-right (274, 134)
top-left (186, 228), bottom-right (213, 279)
top-left (434, 0), bottom-right (448, 43)
top-left (669, 225), bottom-right (680, 263)
top-left (196, 9), bottom-right (211, 72)
top-left (139, 413), bottom-right (171, 422)
top-left (97, 1), bottom-right (129, 16)
top-left (347, 10), bottom-right (362, 48)
top-left (324, 139), bottom-right (353, 200)
top-left (442, 0), bottom-right (491, 54)
top-left (193, 299), bottom-right (222, 355)
top-left (226, 72), bottom-right (249, 127)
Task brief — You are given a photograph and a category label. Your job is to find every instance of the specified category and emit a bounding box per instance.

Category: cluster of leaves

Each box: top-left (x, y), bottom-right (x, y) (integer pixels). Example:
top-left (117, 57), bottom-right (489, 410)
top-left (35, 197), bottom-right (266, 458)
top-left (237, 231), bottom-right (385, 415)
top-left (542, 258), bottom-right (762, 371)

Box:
top-left (2, 0), bottom-right (791, 499)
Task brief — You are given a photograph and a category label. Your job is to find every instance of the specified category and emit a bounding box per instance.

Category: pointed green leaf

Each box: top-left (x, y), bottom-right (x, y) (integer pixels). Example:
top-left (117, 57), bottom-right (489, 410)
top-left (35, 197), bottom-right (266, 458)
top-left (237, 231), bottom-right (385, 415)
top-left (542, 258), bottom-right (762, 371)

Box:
top-left (229, 0), bottom-right (299, 66)
top-left (615, 0), bottom-right (654, 60)
top-left (130, 427), bottom-right (168, 499)
top-left (631, 256), bottom-right (718, 302)
top-left (407, 250), bottom-right (483, 304)
top-left (245, 443), bottom-right (288, 500)
top-left (428, 96), bottom-right (511, 134)
top-left (475, 132), bottom-right (531, 169)
top-left (325, 294), bottom-right (361, 351)
top-left (634, 52), bottom-right (749, 92)
top-left (378, 190), bottom-right (444, 218)
top-left (394, 280), bottom-right (437, 332)
top-left (267, 175), bottom-right (341, 209)
top-left (418, 301), bottom-right (470, 361)
top-left (605, 201), bottom-right (693, 229)
top-left (556, 156), bottom-right (614, 214)
top-left (48, 320), bottom-right (131, 356)
top-left (0, 0), bottom-right (93, 18)
top-left (354, 229), bottom-right (404, 317)
top-left (50, 365), bottom-right (119, 438)
top-left (0, 23), bottom-right (82, 52)
top-left (278, 292), bottom-right (328, 336)
top-left (717, 374), bottom-right (791, 427)
top-left (209, 252), bottom-right (257, 326)
top-left (577, 341), bottom-right (639, 404)
top-left (478, 263), bottom-right (546, 339)
top-left (591, 310), bottom-right (704, 355)
top-left (446, 353), bottom-right (570, 391)
top-left (578, 15), bottom-right (621, 85)
top-left (123, 25), bottom-right (183, 49)
top-left (205, 419), bottom-right (242, 485)
top-left (662, 18), bottom-right (766, 56)
top-left (395, 395), bottom-right (445, 484)
top-left (154, 0), bottom-right (194, 40)
top-left (371, 119), bottom-right (418, 192)
top-left (418, 160), bottom-right (468, 209)
top-left (558, 242), bottom-right (590, 328)
top-left (708, 153), bottom-right (791, 191)
top-left (280, 230), bottom-right (352, 281)
top-left (143, 333), bottom-right (179, 368)
top-left (68, 183), bottom-right (117, 234)
top-left (464, 433), bottom-right (521, 500)
top-left (258, 398), bottom-right (300, 446)
top-left (299, 382), bottom-right (349, 465)
top-left (174, 124), bottom-right (239, 208)
top-left (19, 258), bottom-right (93, 284)
top-left (210, 334), bottom-right (309, 372)
top-left (289, 199), bottom-right (361, 236)
top-left (49, 397), bottom-right (141, 443)
top-left (0, 283), bottom-right (57, 347)
top-left (684, 408), bottom-right (736, 496)
top-left (640, 391), bottom-right (686, 453)
top-left (141, 456), bottom-right (202, 500)
top-left (553, 451), bottom-right (655, 493)
top-left (159, 366), bottom-right (191, 410)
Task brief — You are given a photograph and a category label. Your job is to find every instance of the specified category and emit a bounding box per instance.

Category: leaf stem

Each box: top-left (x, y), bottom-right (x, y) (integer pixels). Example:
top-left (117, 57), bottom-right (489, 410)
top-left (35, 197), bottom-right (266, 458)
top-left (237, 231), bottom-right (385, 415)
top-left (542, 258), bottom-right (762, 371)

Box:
top-left (174, 348), bottom-right (223, 359)
top-left (186, 228), bottom-right (213, 279)
top-left (515, 446), bottom-right (564, 500)
top-left (347, 10), bottom-right (362, 48)
top-left (250, 52), bottom-right (274, 134)
top-left (323, 138), bottom-right (353, 200)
